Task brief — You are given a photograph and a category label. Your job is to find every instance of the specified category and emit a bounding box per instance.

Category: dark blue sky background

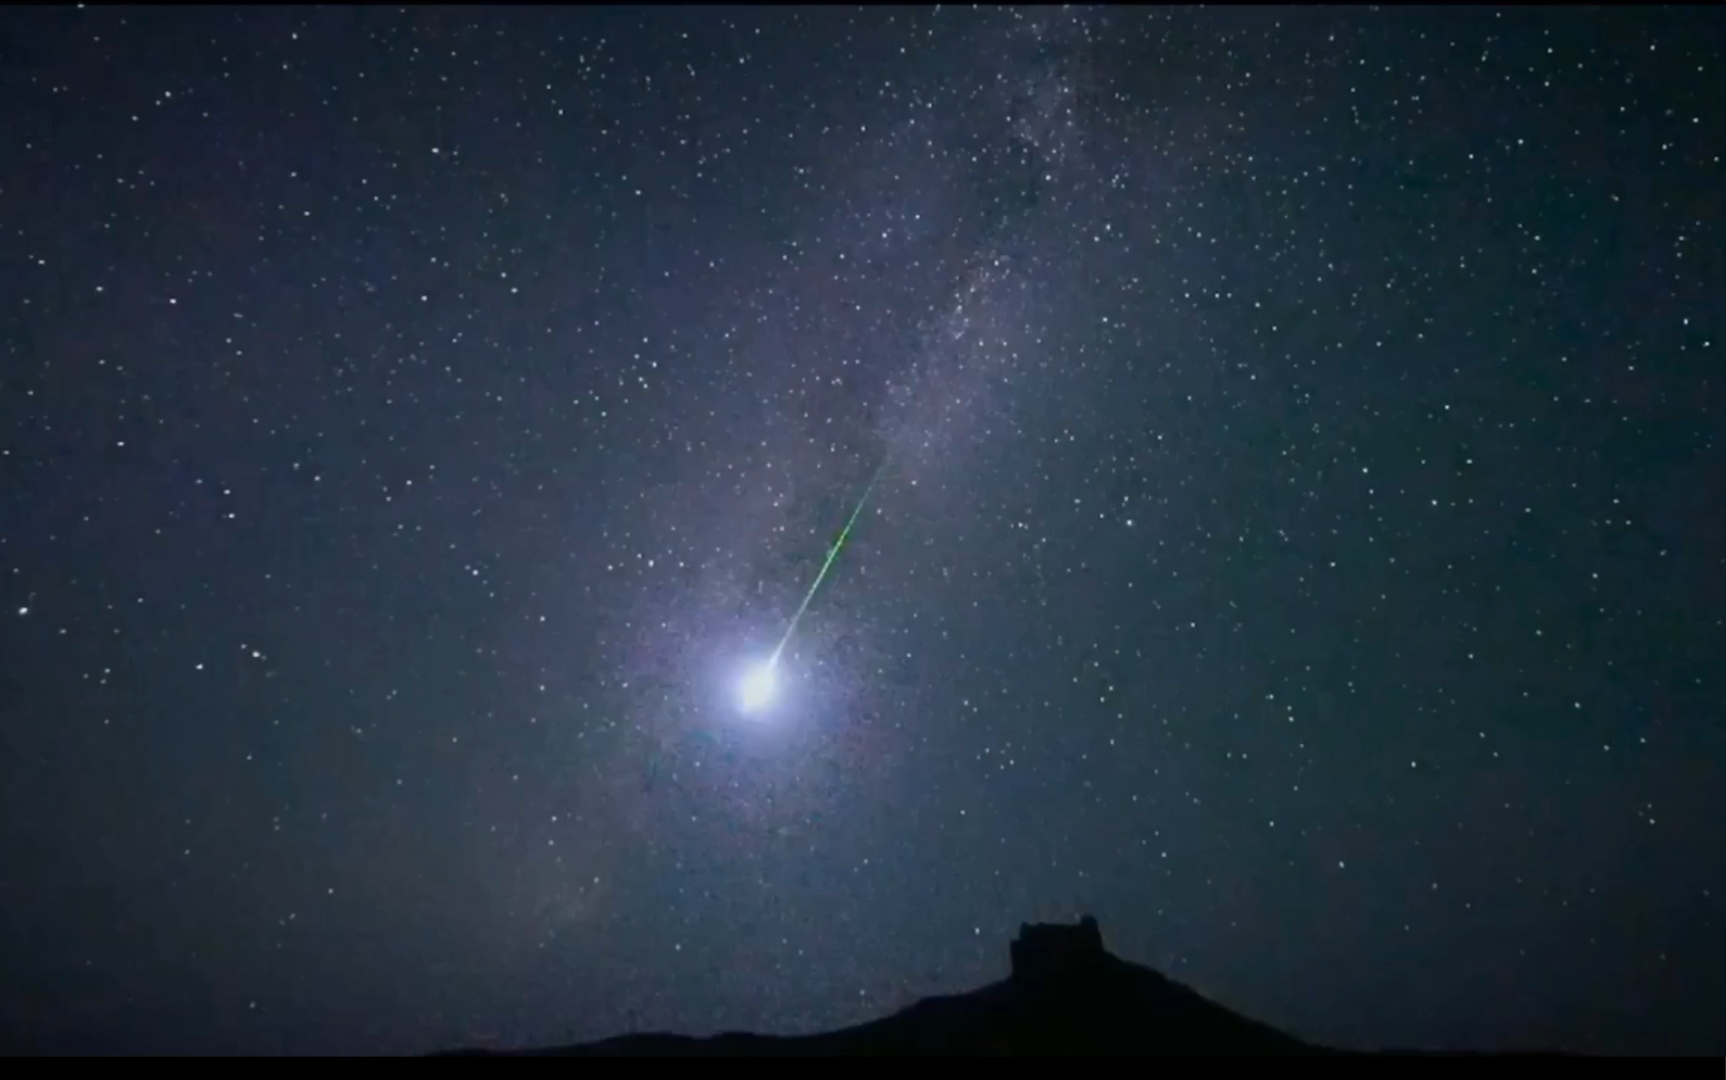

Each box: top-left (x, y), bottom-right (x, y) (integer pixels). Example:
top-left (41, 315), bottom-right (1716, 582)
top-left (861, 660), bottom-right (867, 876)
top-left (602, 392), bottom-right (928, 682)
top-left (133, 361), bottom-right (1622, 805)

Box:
top-left (2, 5), bottom-right (1722, 1056)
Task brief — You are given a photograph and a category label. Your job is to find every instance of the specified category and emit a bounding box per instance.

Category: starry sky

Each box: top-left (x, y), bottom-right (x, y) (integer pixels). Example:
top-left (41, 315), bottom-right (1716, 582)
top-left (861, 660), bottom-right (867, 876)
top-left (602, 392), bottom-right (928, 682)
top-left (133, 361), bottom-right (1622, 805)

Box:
top-left (3, 4), bottom-right (1723, 1058)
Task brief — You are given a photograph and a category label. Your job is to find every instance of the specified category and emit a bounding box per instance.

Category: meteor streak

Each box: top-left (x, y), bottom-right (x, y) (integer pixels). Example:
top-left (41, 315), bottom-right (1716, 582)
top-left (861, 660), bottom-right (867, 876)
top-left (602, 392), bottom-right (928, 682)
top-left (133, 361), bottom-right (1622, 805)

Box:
top-left (770, 458), bottom-right (886, 666)
top-left (737, 458), bottom-right (887, 714)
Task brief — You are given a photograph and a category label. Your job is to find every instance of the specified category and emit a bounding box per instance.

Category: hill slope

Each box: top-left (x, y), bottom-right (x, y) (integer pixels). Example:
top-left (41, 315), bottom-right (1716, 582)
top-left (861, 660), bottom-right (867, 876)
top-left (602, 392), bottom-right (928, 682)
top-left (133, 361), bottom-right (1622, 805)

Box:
top-left (436, 916), bottom-right (1338, 1056)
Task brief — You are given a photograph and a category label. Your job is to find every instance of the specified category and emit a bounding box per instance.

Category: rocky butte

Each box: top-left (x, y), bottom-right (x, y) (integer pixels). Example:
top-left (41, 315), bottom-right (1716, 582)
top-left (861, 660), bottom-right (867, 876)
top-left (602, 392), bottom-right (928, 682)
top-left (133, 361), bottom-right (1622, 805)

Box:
top-left (433, 916), bottom-right (1572, 1057)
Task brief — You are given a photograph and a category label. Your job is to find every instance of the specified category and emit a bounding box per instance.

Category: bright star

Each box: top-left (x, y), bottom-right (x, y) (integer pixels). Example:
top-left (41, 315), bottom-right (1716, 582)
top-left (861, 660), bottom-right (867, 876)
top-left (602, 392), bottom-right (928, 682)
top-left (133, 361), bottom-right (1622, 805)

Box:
top-left (737, 659), bottom-right (779, 714)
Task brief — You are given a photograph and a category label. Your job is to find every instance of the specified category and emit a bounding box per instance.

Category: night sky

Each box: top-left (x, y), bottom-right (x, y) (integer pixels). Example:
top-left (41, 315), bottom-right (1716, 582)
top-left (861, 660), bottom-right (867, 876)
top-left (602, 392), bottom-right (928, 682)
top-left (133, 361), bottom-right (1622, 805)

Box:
top-left (3, 4), bottom-right (1723, 1058)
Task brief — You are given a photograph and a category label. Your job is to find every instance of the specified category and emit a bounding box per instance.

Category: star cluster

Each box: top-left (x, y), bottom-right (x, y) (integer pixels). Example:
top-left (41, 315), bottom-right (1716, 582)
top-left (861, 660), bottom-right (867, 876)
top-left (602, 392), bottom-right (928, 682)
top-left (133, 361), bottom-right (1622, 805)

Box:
top-left (1, 5), bottom-right (1722, 1056)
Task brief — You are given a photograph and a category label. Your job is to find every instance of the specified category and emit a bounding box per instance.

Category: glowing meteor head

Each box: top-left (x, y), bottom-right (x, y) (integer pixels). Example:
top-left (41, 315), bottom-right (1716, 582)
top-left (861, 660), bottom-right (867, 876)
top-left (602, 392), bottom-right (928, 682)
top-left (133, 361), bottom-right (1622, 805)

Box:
top-left (737, 658), bottom-right (779, 714)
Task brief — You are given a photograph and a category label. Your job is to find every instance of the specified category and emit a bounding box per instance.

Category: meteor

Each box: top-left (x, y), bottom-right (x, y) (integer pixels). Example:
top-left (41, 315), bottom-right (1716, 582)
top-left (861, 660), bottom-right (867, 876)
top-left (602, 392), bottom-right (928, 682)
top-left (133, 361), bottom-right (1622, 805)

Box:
top-left (736, 659), bottom-right (778, 713)
top-left (735, 458), bottom-right (887, 715)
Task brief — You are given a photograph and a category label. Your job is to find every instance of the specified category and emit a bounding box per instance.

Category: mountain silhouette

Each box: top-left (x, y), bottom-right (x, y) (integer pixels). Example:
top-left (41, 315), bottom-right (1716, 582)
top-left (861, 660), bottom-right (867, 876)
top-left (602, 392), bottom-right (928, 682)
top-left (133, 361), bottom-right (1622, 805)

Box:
top-left (432, 915), bottom-right (1574, 1056)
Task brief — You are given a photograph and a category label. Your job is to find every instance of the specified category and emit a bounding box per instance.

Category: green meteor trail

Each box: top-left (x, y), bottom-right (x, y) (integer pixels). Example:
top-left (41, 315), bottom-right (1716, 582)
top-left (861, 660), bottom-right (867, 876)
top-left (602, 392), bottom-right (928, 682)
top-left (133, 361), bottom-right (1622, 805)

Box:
top-left (767, 459), bottom-right (887, 669)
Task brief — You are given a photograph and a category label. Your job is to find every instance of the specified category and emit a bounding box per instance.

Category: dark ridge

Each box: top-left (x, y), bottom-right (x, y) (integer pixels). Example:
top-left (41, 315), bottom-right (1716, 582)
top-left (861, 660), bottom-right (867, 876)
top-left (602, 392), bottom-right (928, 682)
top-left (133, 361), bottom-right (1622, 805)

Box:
top-left (431, 916), bottom-right (1574, 1057)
